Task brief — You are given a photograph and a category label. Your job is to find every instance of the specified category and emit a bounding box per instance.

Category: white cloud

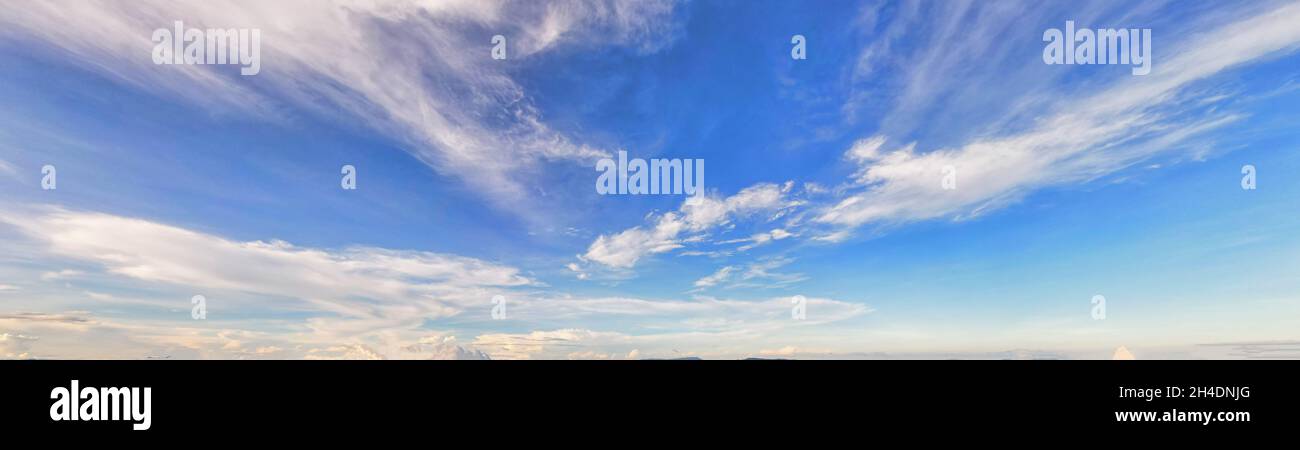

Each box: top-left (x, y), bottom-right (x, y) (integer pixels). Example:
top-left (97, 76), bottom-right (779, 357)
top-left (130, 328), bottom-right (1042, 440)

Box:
top-left (583, 183), bottom-right (796, 268)
top-left (40, 270), bottom-right (84, 281)
top-left (401, 336), bottom-right (492, 360)
top-left (304, 344), bottom-right (386, 360)
top-left (0, 308), bottom-right (499, 360)
top-left (718, 228), bottom-right (796, 252)
top-left (564, 262), bottom-right (591, 280)
top-left (0, 332), bottom-right (38, 359)
top-left (0, 313), bottom-right (196, 359)
top-left (0, 0), bottom-right (683, 210)
top-left (472, 328), bottom-right (619, 360)
top-left (818, 2), bottom-right (1300, 232)
top-left (845, 136), bottom-right (888, 164)
top-left (472, 294), bottom-right (870, 359)
top-left (582, 212), bottom-right (686, 268)
top-left (566, 350), bottom-right (614, 360)
top-left (692, 266), bottom-right (735, 288)
top-left (691, 257), bottom-right (805, 291)
top-left (0, 206), bottom-right (867, 359)
top-left (731, 257), bottom-right (806, 288)
top-left (0, 207), bottom-right (533, 336)
top-left (757, 345), bottom-right (800, 357)
top-left (501, 294), bottom-right (862, 323)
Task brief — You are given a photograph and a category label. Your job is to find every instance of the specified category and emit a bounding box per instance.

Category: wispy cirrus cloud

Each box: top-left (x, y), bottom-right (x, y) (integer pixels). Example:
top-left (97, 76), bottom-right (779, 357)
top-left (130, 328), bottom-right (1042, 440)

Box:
top-left (817, 2), bottom-right (1300, 231)
top-left (584, 1), bottom-right (1300, 270)
top-left (0, 0), bottom-right (683, 211)
top-left (691, 257), bottom-right (806, 292)
top-left (692, 266), bottom-right (735, 289)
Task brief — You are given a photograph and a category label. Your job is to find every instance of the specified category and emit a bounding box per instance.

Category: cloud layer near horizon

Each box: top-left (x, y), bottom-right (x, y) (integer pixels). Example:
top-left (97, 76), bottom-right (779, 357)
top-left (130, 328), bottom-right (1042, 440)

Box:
top-left (0, 207), bottom-right (867, 359)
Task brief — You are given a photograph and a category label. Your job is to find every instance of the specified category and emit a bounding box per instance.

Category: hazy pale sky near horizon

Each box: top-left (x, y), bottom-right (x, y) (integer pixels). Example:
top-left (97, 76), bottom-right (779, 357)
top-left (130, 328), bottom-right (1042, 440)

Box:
top-left (1, 0), bottom-right (1299, 359)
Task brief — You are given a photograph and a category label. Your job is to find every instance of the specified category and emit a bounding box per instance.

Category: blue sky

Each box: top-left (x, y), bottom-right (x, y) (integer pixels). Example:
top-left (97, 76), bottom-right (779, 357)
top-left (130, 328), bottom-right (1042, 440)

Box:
top-left (1, 0), bottom-right (1298, 359)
